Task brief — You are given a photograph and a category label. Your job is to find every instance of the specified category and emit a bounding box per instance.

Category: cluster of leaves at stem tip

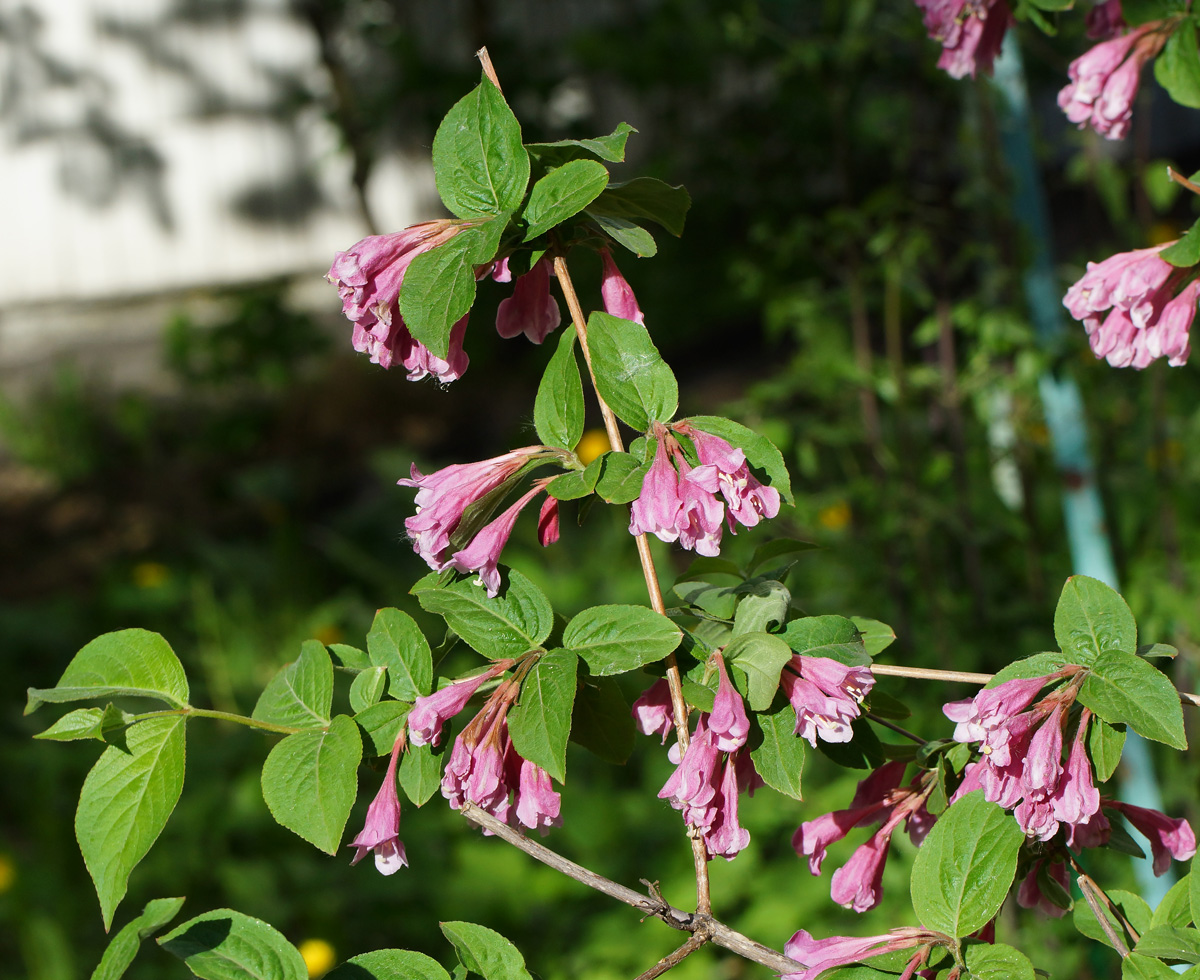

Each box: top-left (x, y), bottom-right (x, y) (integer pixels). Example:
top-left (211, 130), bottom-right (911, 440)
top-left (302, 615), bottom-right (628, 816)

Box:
top-left (22, 50), bottom-right (1200, 980)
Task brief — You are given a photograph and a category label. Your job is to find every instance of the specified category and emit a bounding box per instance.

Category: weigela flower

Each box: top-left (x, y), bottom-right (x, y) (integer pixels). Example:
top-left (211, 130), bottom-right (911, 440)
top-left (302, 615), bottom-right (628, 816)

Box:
top-left (782, 928), bottom-right (937, 980)
top-left (780, 655), bottom-right (875, 747)
top-left (349, 734), bottom-right (408, 874)
top-left (599, 248), bottom-right (645, 325)
top-left (1057, 22), bottom-right (1167, 141)
top-left (495, 257), bottom-right (562, 344)
top-left (674, 424), bottom-right (781, 530)
top-left (915, 0), bottom-right (1013, 80)
top-left (407, 660), bottom-right (514, 748)
top-left (448, 481), bottom-right (556, 597)
top-left (631, 678), bottom-right (675, 744)
top-left (1106, 800), bottom-right (1197, 875)
top-left (709, 654), bottom-right (750, 753)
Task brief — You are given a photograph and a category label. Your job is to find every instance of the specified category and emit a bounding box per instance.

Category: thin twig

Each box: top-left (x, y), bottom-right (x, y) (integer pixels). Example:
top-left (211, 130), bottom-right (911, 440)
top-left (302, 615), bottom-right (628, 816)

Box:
top-left (1072, 860), bottom-right (1135, 955)
top-left (632, 936), bottom-right (707, 980)
top-left (552, 253), bottom-right (711, 912)
top-left (865, 713), bottom-right (925, 744)
top-left (1167, 165), bottom-right (1200, 196)
top-left (476, 47), bottom-right (501, 91)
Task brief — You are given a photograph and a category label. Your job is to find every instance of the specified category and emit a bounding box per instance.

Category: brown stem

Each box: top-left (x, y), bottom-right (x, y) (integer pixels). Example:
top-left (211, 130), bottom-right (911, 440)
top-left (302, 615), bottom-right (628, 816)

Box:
top-left (476, 47), bottom-right (502, 91)
top-left (457, 803), bottom-right (805, 975)
top-left (1071, 858), bottom-right (1137, 954)
top-left (632, 936), bottom-right (707, 980)
top-left (1167, 166), bottom-right (1200, 197)
top-left (865, 713), bottom-right (925, 744)
top-left (551, 251), bottom-right (710, 912)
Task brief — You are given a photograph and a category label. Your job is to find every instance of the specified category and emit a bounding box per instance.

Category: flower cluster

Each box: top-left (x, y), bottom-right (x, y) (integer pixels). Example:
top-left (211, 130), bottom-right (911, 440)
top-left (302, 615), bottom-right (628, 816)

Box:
top-left (780, 654), bottom-right (875, 746)
top-left (410, 669), bottom-right (563, 834)
top-left (348, 733), bottom-right (408, 875)
top-left (914, 0), bottom-right (1012, 80)
top-left (1058, 21), bottom-right (1166, 141)
top-left (1062, 244), bottom-right (1199, 369)
top-left (630, 423), bottom-right (781, 556)
top-left (782, 928), bottom-right (939, 980)
top-left (794, 761), bottom-right (935, 912)
top-left (399, 447), bottom-right (560, 596)
top-left (644, 655), bottom-right (762, 860)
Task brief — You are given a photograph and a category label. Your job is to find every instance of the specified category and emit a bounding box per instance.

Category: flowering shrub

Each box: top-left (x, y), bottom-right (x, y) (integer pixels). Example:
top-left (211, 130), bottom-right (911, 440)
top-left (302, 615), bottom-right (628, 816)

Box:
top-left (24, 23), bottom-right (1200, 980)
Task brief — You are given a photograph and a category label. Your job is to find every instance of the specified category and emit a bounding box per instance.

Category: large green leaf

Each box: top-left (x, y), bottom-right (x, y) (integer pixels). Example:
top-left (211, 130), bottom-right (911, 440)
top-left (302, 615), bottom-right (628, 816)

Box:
top-left (593, 451), bottom-right (649, 504)
top-left (366, 608), bottom-right (433, 702)
top-left (1155, 20), bottom-right (1200, 111)
top-left (964, 943), bottom-right (1034, 980)
top-left (77, 716), bottom-right (186, 929)
top-left (260, 716), bottom-right (362, 854)
top-left (1079, 650), bottom-right (1187, 749)
top-left (355, 700), bottom-right (411, 757)
top-left (1123, 953), bottom-right (1187, 980)
top-left (522, 160), bottom-right (609, 240)
top-left (525, 122), bottom-right (636, 167)
top-left (251, 640), bottom-right (333, 731)
top-left (570, 676), bottom-right (635, 764)
top-left (732, 579), bottom-right (790, 636)
top-left (326, 950), bottom-right (452, 980)
top-left (1160, 215), bottom-right (1200, 268)
top-left (909, 791), bottom-right (1023, 937)
top-left (587, 311), bottom-right (678, 431)
top-left (1088, 717), bottom-right (1127, 782)
top-left (685, 415), bottom-right (794, 505)
top-left (159, 909), bottom-right (307, 980)
top-left (588, 213), bottom-right (657, 257)
top-left (399, 738), bottom-right (447, 807)
top-left (1136, 925), bottom-right (1200, 963)
top-left (411, 569), bottom-right (553, 659)
top-left (27, 629), bottom-right (189, 713)
top-left (534, 326), bottom-right (585, 451)
top-left (782, 615), bottom-right (870, 666)
top-left (432, 78), bottom-right (529, 218)
top-left (439, 922), bottom-right (533, 980)
top-left (563, 604), bottom-right (681, 675)
top-left (1053, 575), bottom-right (1137, 666)
top-left (585, 177), bottom-right (690, 236)
top-left (90, 896), bottom-right (186, 980)
top-left (750, 706), bottom-right (805, 800)
top-left (723, 631), bottom-right (794, 711)
top-left (508, 649), bottom-right (577, 782)
top-left (1074, 887), bottom-right (1153, 950)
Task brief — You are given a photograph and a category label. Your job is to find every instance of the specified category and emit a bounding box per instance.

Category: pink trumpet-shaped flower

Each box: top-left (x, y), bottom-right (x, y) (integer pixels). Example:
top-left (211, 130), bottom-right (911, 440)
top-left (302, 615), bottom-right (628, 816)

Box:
top-left (495, 257), bottom-right (562, 344)
top-left (407, 660), bottom-right (513, 748)
top-left (706, 754), bottom-right (752, 859)
top-left (629, 437), bottom-right (684, 544)
top-left (943, 674), bottom-right (1054, 745)
top-left (677, 425), bottom-right (781, 530)
top-left (1057, 22), bottom-right (1166, 141)
top-left (1106, 800), bottom-right (1197, 875)
top-left (674, 459), bottom-right (725, 557)
top-left (782, 655), bottom-right (875, 747)
top-left (631, 678), bottom-right (675, 743)
top-left (515, 757), bottom-right (562, 833)
top-left (915, 0), bottom-right (1013, 80)
top-left (599, 248), bottom-right (645, 325)
top-left (782, 928), bottom-right (935, 980)
top-left (709, 654), bottom-right (750, 752)
top-left (449, 483), bottom-right (549, 597)
top-left (349, 735), bottom-right (408, 874)
top-left (1052, 719), bottom-right (1101, 826)
top-left (537, 496), bottom-right (560, 547)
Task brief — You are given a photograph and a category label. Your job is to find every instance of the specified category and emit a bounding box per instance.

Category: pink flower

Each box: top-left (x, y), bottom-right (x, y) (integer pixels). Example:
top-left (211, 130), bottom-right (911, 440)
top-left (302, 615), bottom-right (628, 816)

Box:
top-left (1057, 22), bottom-right (1166, 141)
top-left (408, 661), bottom-right (513, 748)
top-left (349, 735), bottom-right (408, 874)
top-left (399, 446), bottom-right (548, 572)
top-left (1087, 0), bottom-right (1125, 40)
top-left (659, 715), bottom-right (721, 813)
top-left (781, 655), bottom-right (875, 747)
top-left (631, 679), bottom-right (675, 743)
top-left (537, 497), bottom-right (560, 547)
top-left (706, 755), bottom-right (752, 860)
top-left (943, 674), bottom-right (1055, 745)
top-left (449, 483), bottom-right (551, 597)
top-left (782, 929), bottom-right (935, 980)
top-left (629, 437), bottom-right (684, 545)
top-left (674, 459), bottom-right (726, 557)
top-left (599, 248), bottom-right (645, 325)
top-left (495, 257), bottom-right (562, 344)
top-left (676, 424), bottom-right (781, 530)
top-left (514, 757), bottom-right (562, 833)
top-left (915, 0), bottom-right (1013, 80)
top-left (1106, 800), bottom-right (1197, 875)
top-left (1051, 718), bottom-right (1101, 826)
top-left (1017, 858), bottom-right (1071, 918)
top-left (1023, 703), bottom-right (1065, 793)
top-left (709, 654), bottom-right (750, 752)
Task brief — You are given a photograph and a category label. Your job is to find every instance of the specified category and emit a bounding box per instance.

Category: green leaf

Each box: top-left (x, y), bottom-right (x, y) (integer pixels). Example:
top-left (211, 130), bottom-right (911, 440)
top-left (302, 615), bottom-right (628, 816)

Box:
top-left (367, 609), bottom-right (433, 702)
top-left (563, 604), bottom-right (682, 676)
top-left (1073, 888), bottom-right (1153, 950)
top-left (36, 705), bottom-right (135, 742)
top-left (570, 676), bottom-right (635, 764)
top-left (350, 667), bottom-right (387, 713)
top-left (433, 79), bottom-right (529, 218)
top-left (1149, 876), bottom-right (1193, 929)
top-left (586, 177), bottom-right (690, 236)
top-left (260, 716), bottom-right (362, 854)
top-left (782, 615), bottom-right (870, 666)
top-left (588, 214), bottom-right (657, 257)
top-left (746, 538), bottom-right (817, 574)
top-left (1053, 575), bottom-right (1137, 666)
top-left (909, 791), bottom-right (1023, 937)
top-left (1155, 20), bottom-right (1200, 111)
top-left (1079, 650), bottom-right (1187, 749)
top-left (988, 651), bottom-right (1073, 686)
top-left (867, 690), bottom-right (910, 720)
top-left (326, 949), bottom-right (452, 980)
top-left (439, 922), bottom-right (532, 980)
top-left (685, 415), bottom-right (794, 505)
top-left (400, 219), bottom-right (506, 360)
top-left (724, 631), bottom-right (794, 711)
top-left (587, 311), bottom-right (677, 431)
top-left (750, 706), bottom-right (805, 800)
top-left (526, 122), bottom-right (635, 166)
top-left (399, 738), bottom-right (447, 807)
top-left (732, 579), bottom-right (790, 636)
top-left (593, 451), bottom-right (650, 504)
top-left (159, 909), bottom-right (308, 980)
top-left (355, 701), bottom-right (411, 757)
top-left (77, 715), bottom-right (186, 930)
top-left (1088, 717), bottom-right (1126, 782)
top-left (964, 942), bottom-right (1035, 980)
top-left (1122, 0), bottom-right (1187, 25)
top-left (508, 649), bottom-right (577, 782)
top-left (548, 453), bottom-right (604, 501)
top-left (252, 640), bottom-right (333, 731)
top-left (521, 160), bottom-right (609, 240)
top-left (1193, 858), bottom-right (1200, 932)
top-left (674, 573), bottom-right (740, 620)
top-left (27, 629), bottom-right (189, 713)
top-left (1124, 953), bottom-right (1186, 980)
top-left (1137, 926), bottom-right (1200, 964)
top-left (412, 568), bottom-right (553, 659)
top-left (1160, 216), bottom-right (1200, 268)
top-left (534, 326), bottom-right (585, 450)
top-left (90, 896), bottom-right (186, 980)
top-left (329, 644), bottom-right (372, 670)
top-left (850, 617), bottom-right (896, 656)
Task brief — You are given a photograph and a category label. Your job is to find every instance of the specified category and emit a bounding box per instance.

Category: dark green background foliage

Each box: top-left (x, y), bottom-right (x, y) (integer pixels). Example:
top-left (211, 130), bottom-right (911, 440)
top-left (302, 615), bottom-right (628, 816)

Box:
top-left (4, 2), bottom-right (1200, 979)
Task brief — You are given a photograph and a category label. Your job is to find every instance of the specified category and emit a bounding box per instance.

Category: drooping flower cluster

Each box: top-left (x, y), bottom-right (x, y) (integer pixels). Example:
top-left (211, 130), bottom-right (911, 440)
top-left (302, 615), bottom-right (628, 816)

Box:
top-left (348, 732), bottom-right (408, 875)
top-left (779, 654), bottom-right (875, 746)
top-left (629, 423), bottom-right (781, 556)
top-left (1058, 21), bottom-right (1166, 141)
top-left (399, 447), bottom-right (561, 596)
top-left (1062, 244), bottom-right (1199, 369)
top-left (914, 0), bottom-right (1013, 80)
top-left (646, 655), bottom-right (763, 860)
top-left (794, 761), bottom-right (936, 913)
top-left (782, 928), bottom-right (940, 980)
top-left (410, 669), bottom-right (563, 834)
